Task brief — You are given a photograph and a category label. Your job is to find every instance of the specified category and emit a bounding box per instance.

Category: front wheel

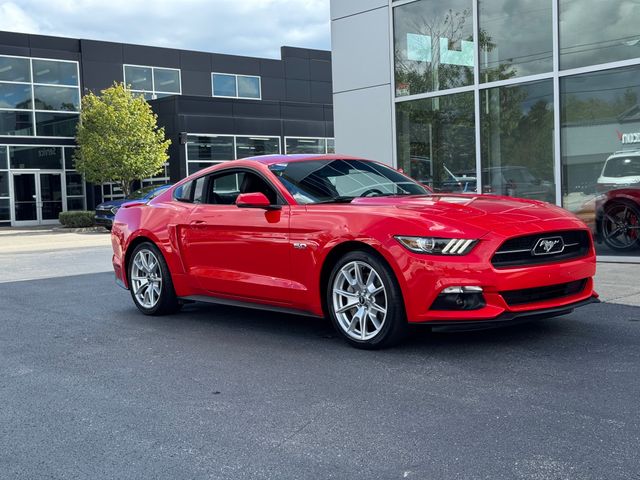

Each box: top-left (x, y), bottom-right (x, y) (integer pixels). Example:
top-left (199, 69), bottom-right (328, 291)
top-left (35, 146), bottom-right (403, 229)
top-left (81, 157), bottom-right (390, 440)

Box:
top-left (326, 251), bottom-right (407, 349)
top-left (128, 242), bottom-right (181, 315)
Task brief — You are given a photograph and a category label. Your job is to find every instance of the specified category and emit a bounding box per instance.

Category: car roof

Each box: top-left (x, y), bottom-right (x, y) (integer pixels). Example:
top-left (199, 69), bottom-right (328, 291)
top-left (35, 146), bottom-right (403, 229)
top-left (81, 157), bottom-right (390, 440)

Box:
top-left (240, 154), bottom-right (364, 166)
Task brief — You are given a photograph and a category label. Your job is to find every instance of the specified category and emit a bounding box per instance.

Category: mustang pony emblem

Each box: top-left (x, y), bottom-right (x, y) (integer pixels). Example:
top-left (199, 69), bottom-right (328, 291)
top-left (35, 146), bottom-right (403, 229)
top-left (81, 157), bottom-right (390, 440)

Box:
top-left (532, 237), bottom-right (565, 256)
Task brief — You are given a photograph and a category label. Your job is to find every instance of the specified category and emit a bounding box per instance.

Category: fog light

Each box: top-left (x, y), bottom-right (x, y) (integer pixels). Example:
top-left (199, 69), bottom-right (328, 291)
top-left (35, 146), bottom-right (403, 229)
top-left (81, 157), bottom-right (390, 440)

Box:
top-left (430, 286), bottom-right (485, 311)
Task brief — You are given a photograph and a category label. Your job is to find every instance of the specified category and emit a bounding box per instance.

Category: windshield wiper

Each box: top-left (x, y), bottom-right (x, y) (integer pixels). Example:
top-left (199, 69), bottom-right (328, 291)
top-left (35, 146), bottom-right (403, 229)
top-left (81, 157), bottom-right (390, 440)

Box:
top-left (313, 196), bottom-right (356, 204)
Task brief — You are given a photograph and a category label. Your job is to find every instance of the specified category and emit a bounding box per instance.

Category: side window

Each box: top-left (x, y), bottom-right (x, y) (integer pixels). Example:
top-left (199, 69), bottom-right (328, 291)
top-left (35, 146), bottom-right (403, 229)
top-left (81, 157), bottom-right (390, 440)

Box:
top-left (205, 171), bottom-right (245, 205)
top-left (193, 176), bottom-right (206, 203)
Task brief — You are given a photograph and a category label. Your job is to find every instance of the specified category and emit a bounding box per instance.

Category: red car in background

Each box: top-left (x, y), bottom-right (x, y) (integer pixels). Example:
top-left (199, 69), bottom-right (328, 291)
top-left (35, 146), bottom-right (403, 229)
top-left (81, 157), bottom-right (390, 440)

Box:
top-left (111, 155), bottom-right (598, 349)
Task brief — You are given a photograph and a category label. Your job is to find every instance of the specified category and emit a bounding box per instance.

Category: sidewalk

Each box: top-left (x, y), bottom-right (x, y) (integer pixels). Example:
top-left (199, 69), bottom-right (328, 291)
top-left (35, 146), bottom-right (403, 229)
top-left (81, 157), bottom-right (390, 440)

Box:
top-left (0, 226), bottom-right (111, 253)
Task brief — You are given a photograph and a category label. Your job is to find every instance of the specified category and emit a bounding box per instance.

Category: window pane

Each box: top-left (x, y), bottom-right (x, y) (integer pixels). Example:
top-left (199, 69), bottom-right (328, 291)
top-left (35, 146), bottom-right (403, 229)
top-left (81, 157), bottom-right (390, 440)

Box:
top-left (396, 91), bottom-right (476, 192)
top-left (64, 147), bottom-right (76, 169)
top-left (0, 198), bottom-right (9, 221)
top-left (124, 65), bottom-right (153, 91)
top-left (0, 82), bottom-right (32, 109)
top-left (35, 112), bottom-right (79, 137)
top-left (394, 0), bottom-right (474, 96)
top-left (481, 80), bottom-right (555, 202)
top-left (33, 85), bottom-right (80, 111)
top-left (235, 136), bottom-right (279, 158)
top-left (237, 76), bottom-right (260, 99)
top-left (561, 65), bottom-right (640, 257)
top-left (66, 172), bottom-right (84, 196)
top-left (0, 146), bottom-right (7, 169)
top-left (32, 59), bottom-right (78, 86)
top-left (188, 162), bottom-right (222, 176)
top-left (0, 172), bottom-right (9, 197)
top-left (0, 56), bottom-right (30, 82)
top-left (286, 138), bottom-right (324, 154)
top-left (187, 135), bottom-right (234, 161)
top-left (479, 0), bottom-right (552, 81)
top-left (212, 74), bottom-right (237, 97)
top-left (560, 0), bottom-right (640, 70)
top-left (66, 197), bottom-right (85, 211)
top-left (0, 110), bottom-right (33, 136)
top-left (326, 138), bottom-right (335, 154)
top-left (153, 68), bottom-right (180, 93)
top-left (10, 146), bottom-right (63, 169)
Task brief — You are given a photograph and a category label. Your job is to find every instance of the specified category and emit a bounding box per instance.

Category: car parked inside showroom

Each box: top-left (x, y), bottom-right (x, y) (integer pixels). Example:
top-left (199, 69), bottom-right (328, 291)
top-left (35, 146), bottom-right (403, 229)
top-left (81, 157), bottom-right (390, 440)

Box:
top-left (110, 155), bottom-right (598, 349)
top-left (95, 184), bottom-right (172, 230)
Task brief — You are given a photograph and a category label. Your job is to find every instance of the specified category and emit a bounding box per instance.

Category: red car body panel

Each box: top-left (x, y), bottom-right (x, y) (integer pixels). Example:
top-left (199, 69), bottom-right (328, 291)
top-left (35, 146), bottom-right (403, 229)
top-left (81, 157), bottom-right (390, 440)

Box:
top-left (111, 155), bottom-right (597, 323)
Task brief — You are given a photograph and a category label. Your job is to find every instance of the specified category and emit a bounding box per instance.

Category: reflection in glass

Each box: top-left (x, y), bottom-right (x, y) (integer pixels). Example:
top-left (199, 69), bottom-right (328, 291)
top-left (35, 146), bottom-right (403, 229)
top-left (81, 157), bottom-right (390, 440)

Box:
top-left (12, 173), bottom-right (37, 221)
top-left (286, 138), bottom-right (325, 154)
top-left (35, 112), bottom-right (79, 137)
top-left (237, 76), bottom-right (261, 99)
top-left (187, 135), bottom-right (234, 161)
top-left (481, 80), bottom-right (555, 202)
top-left (327, 138), bottom-right (335, 154)
top-left (235, 136), bottom-right (279, 158)
top-left (560, 0), bottom-right (640, 70)
top-left (394, 0), bottom-right (474, 96)
top-left (396, 92), bottom-right (476, 192)
top-left (561, 65), bottom-right (640, 256)
top-left (0, 83), bottom-right (32, 109)
top-left (64, 147), bottom-right (76, 169)
top-left (153, 68), bottom-right (180, 93)
top-left (212, 74), bottom-right (237, 97)
top-left (0, 146), bottom-right (7, 169)
top-left (0, 110), bottom-right (33, 136)
top-left (66, 197), bottom-right (85, 211)
top-left (0, 56), bottom-right (30, 82)
top-left (32, 59), bottom-right (78, 86)
top-left (124, 65), bottom-right (153, 91)
top-left (10, 146), bottom-right (63, 169)
top-left (479, 0), bottom-right (553, 81)
top-left (0, 198), bottom-right (9, 222)
top-left (33, 85), bottom-right (80, 111)
top-left (66, 172), bottom-right (84, 196)
top-left (188, 162), bottom-right (224, 176)
top-left (0, 172), bottom-right (9, 197)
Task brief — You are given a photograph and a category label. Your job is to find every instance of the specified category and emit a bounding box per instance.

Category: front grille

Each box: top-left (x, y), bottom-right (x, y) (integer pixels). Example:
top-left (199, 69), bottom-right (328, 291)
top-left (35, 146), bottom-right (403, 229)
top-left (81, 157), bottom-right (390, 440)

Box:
top-left (501, 279), bottom-right (587, 306)
top-left (491, 230), bottom-right (591, 268)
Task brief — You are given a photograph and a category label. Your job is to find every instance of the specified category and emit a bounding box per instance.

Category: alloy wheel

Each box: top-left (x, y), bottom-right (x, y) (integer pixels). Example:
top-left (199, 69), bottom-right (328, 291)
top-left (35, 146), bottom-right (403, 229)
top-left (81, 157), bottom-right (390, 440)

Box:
top-left (332, 260), bottom-right (388, 341)
top-left (602, 204), bottom-right (640, 250)
top-left (131, 249), bottom-right (163, 309)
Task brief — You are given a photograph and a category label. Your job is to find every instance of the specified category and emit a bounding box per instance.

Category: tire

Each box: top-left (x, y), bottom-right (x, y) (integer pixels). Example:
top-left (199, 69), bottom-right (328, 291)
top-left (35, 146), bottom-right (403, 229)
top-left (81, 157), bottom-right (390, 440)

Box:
top-left (128, 241), bottom-right (182, 315)
top-left (601, 201), bottom-right (640, 251)
top-left (326, 250), bottom-right (408, 349)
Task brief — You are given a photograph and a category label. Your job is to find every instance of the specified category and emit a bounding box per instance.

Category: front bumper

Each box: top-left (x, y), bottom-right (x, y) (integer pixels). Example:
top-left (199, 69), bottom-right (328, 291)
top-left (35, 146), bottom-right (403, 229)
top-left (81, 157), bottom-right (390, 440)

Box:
top-left (424, 296), bottom-right (600, 331)
top-left (95, 214), bottom-right (114, 227)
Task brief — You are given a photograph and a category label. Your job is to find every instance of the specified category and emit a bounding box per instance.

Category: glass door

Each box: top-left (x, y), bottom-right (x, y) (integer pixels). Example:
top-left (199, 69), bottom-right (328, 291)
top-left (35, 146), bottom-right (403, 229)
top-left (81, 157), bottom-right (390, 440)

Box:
top-left (39, 172), bottom-right (63, 223)
top-left (12, 172), bottom-right (38, 225)
top-left (11, 171), bottom-right (64, 226)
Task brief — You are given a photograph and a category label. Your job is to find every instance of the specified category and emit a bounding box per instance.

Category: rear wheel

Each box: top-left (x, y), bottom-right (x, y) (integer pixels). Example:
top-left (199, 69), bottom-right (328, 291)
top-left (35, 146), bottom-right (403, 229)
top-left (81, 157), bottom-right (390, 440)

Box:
top-left (326, 251), bottom-right (407, 349)
top-left (601, 201), bottom-right (640, 251)
top-left (128, 242), bottom-right (181, 315)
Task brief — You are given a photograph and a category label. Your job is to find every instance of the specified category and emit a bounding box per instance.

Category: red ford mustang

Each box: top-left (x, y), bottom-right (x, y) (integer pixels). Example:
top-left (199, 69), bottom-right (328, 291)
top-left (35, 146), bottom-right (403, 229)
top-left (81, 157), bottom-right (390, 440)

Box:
top-left (111, 155), bottom-right (598, 348)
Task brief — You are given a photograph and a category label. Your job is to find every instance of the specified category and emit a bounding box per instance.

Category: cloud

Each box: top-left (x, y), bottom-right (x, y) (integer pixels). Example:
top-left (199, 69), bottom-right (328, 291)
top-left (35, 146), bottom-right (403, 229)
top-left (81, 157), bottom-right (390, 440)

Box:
top-left (0, 0), bottom-right (331, 59)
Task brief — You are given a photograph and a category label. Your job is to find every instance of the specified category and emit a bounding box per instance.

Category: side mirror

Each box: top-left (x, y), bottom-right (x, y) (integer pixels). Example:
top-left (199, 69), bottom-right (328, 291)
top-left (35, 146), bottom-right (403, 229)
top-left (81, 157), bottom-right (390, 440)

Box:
top-left (236, 192), bottom-right (281, 210)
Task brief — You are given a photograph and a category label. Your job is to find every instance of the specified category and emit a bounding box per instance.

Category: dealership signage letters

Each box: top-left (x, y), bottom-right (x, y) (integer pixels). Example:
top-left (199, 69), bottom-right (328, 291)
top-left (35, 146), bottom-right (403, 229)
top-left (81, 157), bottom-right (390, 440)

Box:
top-left (618, 130), bottom-right (640, 144)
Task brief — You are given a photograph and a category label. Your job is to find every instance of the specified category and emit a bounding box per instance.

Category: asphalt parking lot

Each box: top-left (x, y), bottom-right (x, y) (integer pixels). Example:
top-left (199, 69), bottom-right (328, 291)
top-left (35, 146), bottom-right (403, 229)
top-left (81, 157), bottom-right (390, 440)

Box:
top-left (1, 231), bottom-right (639, 479)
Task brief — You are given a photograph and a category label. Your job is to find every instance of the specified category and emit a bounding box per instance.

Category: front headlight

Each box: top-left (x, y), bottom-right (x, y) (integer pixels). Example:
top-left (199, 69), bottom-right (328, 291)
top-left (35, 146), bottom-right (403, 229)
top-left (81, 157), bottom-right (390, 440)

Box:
top-left (395, 236), bottom-right (478, 255)
top-left (110, 206), bottom-right (120, 215)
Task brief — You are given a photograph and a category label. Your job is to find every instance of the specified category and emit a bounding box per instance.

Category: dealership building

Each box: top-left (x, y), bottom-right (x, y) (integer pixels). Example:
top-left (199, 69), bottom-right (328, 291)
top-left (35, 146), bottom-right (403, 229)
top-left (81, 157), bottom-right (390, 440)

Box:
top-left (0, 31), bottom-right (333, 226)
top-left (330, 0), bottom-right (640, 261)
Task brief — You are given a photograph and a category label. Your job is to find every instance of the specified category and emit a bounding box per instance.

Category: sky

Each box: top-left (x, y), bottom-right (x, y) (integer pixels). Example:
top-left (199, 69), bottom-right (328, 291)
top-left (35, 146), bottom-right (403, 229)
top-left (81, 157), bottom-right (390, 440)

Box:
top-left (0, 0), bottom-right (331, 59)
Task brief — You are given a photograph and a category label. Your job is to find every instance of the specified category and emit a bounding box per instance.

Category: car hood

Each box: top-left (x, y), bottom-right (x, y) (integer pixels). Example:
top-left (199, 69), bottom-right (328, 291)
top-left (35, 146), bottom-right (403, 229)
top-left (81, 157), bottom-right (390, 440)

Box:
top-left (350, 194), bottom-right (582, 237)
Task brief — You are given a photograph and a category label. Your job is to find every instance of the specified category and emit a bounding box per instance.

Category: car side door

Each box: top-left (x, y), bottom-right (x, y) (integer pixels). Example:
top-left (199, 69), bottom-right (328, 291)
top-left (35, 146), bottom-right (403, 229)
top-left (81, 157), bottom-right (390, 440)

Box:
top-left (180, 168), bottom-right (293, 305)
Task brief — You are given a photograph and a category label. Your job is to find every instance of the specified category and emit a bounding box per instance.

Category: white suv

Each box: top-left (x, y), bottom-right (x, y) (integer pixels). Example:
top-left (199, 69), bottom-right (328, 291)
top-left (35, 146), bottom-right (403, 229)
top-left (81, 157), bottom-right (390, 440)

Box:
top-left (597, 150), bottom-right (640, 193)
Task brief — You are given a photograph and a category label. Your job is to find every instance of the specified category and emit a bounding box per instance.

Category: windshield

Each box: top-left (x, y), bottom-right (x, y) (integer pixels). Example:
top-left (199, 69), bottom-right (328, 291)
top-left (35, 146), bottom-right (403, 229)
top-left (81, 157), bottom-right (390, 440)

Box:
top-left (269, 159), bottom-right (428, 204)
top-left (603, 156), bottom-right (640, 178)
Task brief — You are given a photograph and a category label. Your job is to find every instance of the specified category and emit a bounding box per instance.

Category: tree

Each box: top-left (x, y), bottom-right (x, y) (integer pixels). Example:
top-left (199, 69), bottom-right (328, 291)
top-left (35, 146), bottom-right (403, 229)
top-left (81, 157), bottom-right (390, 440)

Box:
top-left (74, 82), bottom-right (170, 197)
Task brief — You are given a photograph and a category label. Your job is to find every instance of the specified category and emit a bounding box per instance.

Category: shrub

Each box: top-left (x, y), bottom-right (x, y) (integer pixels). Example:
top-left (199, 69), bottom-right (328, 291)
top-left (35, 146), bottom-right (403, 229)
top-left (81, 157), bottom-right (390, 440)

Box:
top-left (59, 211), bottom-right (95, 228)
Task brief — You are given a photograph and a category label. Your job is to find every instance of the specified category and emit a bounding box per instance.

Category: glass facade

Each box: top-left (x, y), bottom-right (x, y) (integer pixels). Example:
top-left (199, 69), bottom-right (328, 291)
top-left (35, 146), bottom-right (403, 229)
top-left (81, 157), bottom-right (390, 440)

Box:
top-left (212, 73), bottom-right (261, 99)
top-left (393, 0), bottom-right (640, 258)
top-left (124, 65), bottom-right (181, 99)
top-left (0, 55), bottom-right (80, 138)
top-left (285, 137), bottom-right (336, 155)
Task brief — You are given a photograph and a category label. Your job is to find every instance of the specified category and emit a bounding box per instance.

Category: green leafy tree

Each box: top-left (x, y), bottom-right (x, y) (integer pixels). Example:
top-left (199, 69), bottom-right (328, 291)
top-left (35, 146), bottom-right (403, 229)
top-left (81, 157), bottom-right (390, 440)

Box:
top-left (74, 82), bottom-right (170, 197)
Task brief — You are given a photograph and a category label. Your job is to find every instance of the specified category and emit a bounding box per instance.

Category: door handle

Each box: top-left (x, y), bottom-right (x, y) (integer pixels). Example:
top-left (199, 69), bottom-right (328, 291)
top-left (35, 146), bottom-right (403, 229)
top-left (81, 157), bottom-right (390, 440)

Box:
top-left (190, 220), bottom-right (206, 226)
